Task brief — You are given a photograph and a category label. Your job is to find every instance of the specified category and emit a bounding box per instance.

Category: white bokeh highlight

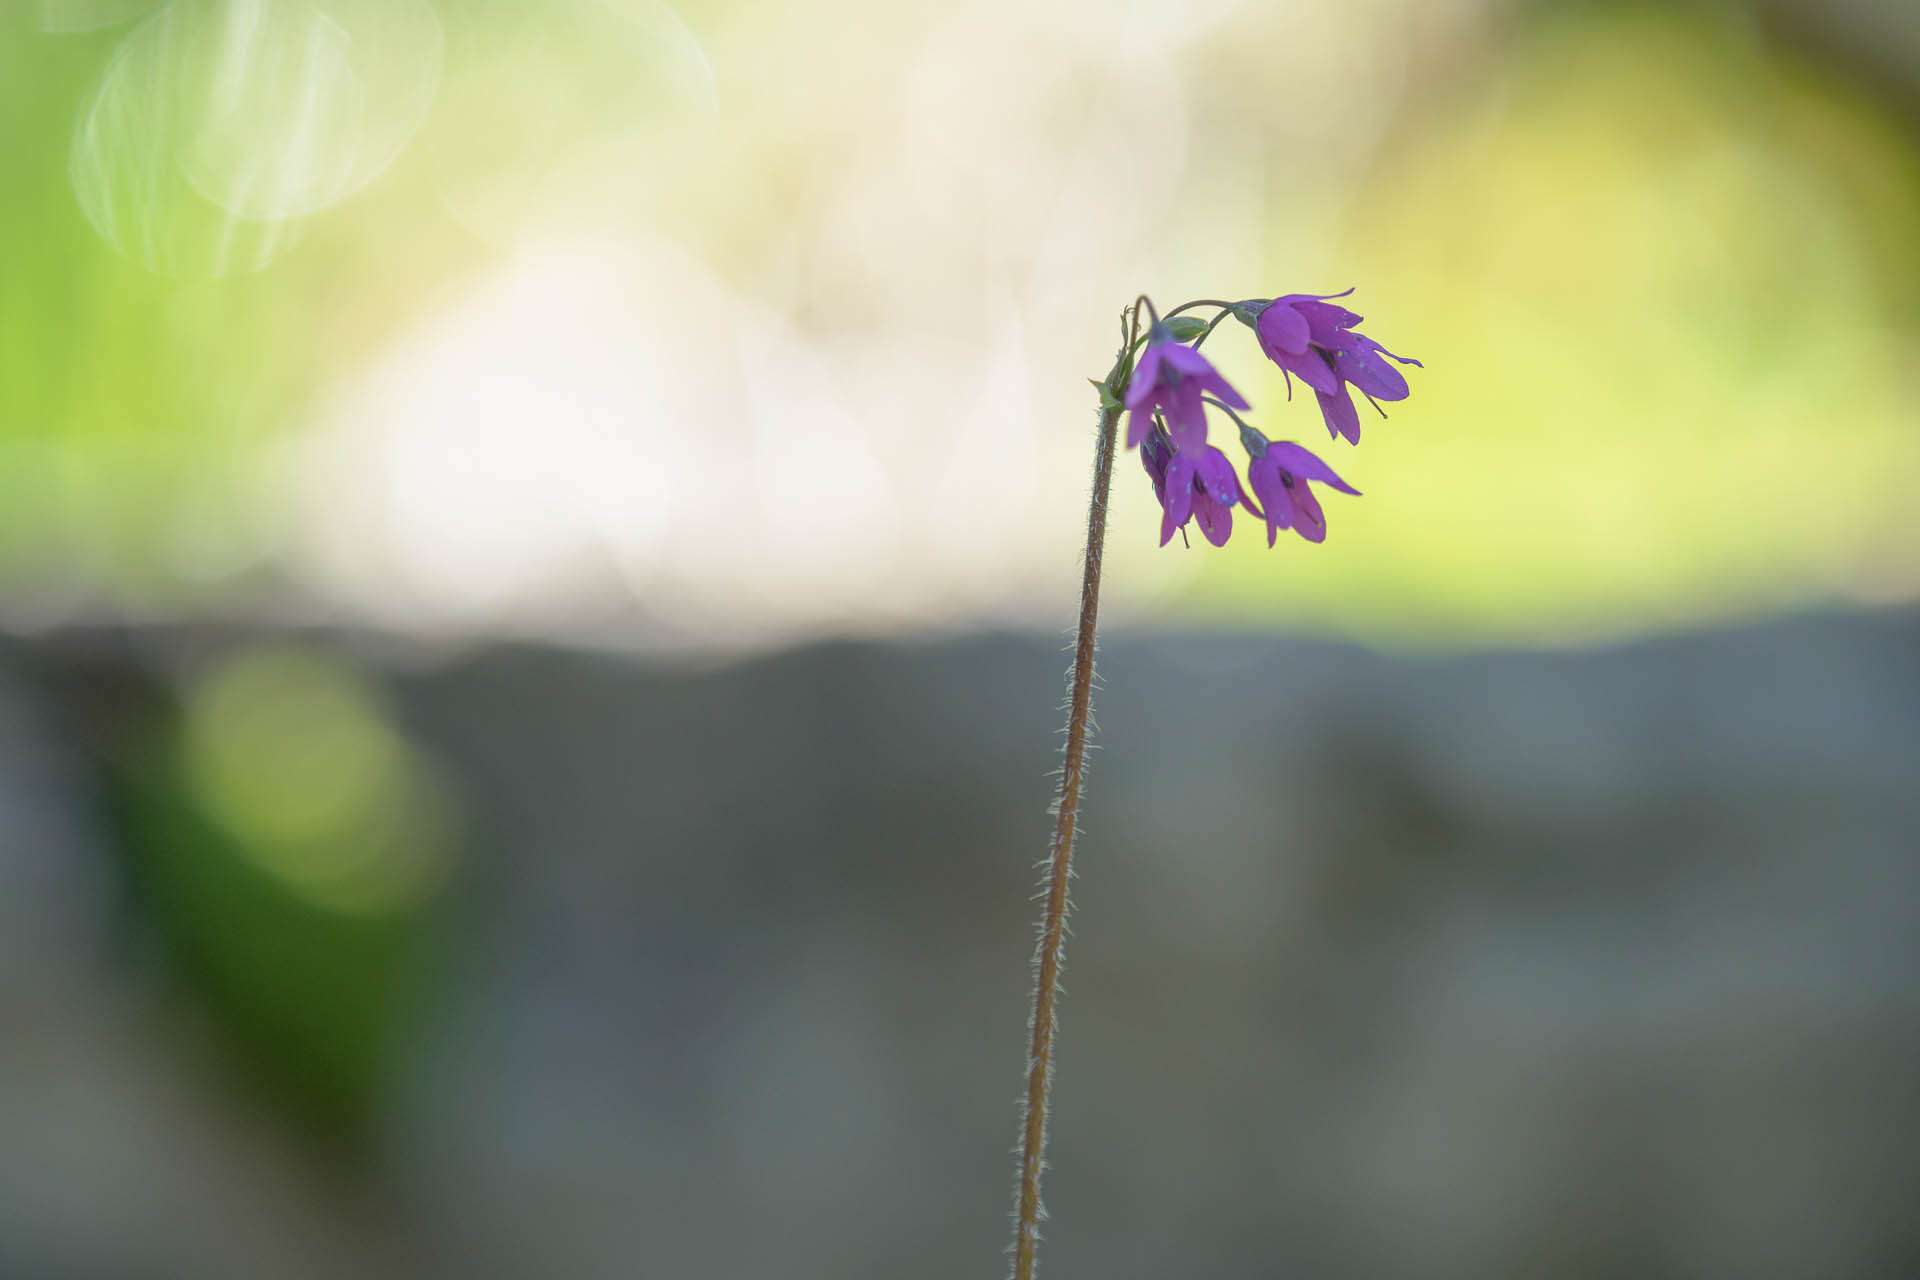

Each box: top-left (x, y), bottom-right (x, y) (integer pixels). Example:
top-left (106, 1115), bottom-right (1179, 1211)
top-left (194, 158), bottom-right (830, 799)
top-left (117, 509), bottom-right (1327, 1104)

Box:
top-left (183, 0), bottom-right (444, 221)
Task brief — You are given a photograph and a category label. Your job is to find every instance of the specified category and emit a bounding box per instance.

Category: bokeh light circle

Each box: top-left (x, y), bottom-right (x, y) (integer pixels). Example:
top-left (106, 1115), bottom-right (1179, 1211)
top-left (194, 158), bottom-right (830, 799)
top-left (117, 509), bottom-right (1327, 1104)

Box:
top-left (179, 0), bottom-right (445, 221)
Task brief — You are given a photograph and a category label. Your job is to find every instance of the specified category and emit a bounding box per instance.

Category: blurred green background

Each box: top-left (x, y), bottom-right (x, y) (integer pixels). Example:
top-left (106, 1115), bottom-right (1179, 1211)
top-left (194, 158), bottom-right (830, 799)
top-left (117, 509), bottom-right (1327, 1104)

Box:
top-left (5, 0), bottom-right (1916, 644)
top-left (3, 1), bottom-right (1919, 1277)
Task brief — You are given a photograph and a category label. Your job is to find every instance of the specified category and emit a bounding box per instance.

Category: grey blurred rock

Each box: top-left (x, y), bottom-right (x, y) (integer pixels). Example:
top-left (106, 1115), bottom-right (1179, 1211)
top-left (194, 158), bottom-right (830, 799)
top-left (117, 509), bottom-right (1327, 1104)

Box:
top-left (376, 610), bottom-right (1920, 1280)
top-left (5, 609), bottom-right (1919, 1279)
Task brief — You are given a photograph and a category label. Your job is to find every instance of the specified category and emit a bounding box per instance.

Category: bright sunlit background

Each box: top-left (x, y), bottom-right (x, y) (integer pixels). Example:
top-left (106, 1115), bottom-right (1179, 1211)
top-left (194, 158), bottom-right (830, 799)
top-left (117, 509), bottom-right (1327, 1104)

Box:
top-left (6, 0), bottom-right (1915, 646)
top-left (4, 2), bottom-right (1919, 1277)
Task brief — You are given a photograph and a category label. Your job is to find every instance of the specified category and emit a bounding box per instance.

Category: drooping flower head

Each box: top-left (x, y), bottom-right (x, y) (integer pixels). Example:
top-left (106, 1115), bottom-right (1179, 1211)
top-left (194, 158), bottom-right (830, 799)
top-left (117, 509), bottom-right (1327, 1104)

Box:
top-left (1139, 421), bottom-right (1261, 548)
top-left (1238, 421), bottom-right (1360, 546)
top-left (1238, 290), bottom-right (1421, 445)
top-left (1109, 290), bottom-right (1415, 549)
top-left (1123, 322), bottom-right (1249, 455)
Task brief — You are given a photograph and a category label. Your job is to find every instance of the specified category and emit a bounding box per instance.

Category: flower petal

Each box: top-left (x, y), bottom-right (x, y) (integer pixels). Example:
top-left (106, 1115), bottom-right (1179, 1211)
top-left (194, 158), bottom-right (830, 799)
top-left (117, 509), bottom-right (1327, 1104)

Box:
top-left (1271, 345), bottom-right (1338, 396)
top-left (1289, 299), bottom-right (1363, 345)
top-left (1139, 431), bottom-right (1172, 502)
top-left (1234, 470), bottom-right (1264, 522)
top-left (1273, 288), bottom-right (1356, 306)
top-left (1255, 301), bottom-right (1310, 356)
top-left (1123, 344), bottom-right (1165, 409)
top-left (1314, 383), bottom-right (1361, 444)
top-left (1158, 342), bottom-right (1212, 375)
top-left (1194, 488), bottom-right (1233, 546)
top-left (1160, 453), bottom-right (1195, 545)
top-left (1165, 379), bottom-right (1209, 453)
top-left (1289, 481), bottom-right (1327, 543)
top-left (1329, 334), bottom-right (1409, 401)
top-left (1268, 442), bottom-right (1360, 495)
top-left (1192, 446), bottom-right (1240, 508)
top-left (1126, 402), bottom-right (1156, 450)
top-left (1245, 457), bottom-right (1292, 545)
top-left (1163, 342), bottom-right (1249, 411)
top-left (1198, 365), bottom-right (1250, 411)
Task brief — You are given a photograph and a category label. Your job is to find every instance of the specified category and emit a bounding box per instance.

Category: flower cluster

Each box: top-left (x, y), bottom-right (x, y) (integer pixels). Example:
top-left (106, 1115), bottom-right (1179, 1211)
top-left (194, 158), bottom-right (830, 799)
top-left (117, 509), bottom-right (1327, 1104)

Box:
top-left (1112, 290), bottom-right (1418, 547)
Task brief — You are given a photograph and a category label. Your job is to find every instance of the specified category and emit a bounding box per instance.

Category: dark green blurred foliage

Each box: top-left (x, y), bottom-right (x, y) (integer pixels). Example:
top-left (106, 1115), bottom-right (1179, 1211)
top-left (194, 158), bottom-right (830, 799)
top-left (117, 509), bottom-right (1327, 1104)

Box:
top-left (112, 647), bottom-right (456, 1135)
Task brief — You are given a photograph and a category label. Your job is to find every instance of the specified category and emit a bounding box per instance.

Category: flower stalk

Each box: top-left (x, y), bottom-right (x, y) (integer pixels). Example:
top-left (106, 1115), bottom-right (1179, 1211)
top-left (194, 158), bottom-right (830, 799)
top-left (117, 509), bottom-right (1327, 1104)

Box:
top-left (1009, 288), bottom-right (1416, 1278)
top-left (1010, 312), bottom-right (1133, 1280)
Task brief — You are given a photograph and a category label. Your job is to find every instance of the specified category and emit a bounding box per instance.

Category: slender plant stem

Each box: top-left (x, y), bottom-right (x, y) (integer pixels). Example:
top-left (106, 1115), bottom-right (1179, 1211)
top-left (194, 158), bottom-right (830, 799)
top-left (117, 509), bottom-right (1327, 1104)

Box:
top-left (1011, 326), bottom-right (1128, 1280)
top-left (1191, 308), bottom-right (1233, 350)
top-left (1165, 297), bottom-right (1236, 318)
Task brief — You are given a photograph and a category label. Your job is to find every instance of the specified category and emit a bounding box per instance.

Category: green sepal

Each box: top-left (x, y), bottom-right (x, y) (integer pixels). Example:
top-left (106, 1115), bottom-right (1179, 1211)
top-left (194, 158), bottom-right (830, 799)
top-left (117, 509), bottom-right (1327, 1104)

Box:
top-left (1088, 378), bottom-right (1122, 413)
top-left (1238, 419), bottom-right (1270, 458)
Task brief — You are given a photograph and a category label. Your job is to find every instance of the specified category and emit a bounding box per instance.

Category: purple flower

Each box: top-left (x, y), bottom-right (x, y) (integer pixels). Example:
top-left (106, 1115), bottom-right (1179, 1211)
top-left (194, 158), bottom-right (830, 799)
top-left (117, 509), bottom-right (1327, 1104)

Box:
top-left (1145, 430), bottom-right (1262, 548)
top-left (1247, 290), bottom-right (1420, 445)
top-left (1124, 324), bottom-right (1249, 455)
top-left (1242, 431), bottom-right (1360, 546)
top-left (1140, 421), bottom-right (1175, 508)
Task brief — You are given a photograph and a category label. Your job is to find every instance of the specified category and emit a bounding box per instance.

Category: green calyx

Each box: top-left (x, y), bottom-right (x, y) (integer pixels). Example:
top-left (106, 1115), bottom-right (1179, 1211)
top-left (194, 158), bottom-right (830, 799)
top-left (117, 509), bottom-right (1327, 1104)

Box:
top-left (1162, 315), bottom-right (1210, 342)
top-left (1238, 419), bottom-right (1270, 458)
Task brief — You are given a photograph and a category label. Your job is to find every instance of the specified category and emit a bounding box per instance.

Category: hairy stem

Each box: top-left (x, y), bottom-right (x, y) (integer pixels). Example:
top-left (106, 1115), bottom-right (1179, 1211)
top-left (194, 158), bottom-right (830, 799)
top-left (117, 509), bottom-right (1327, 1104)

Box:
top-left (1011, 333), bottom-right (1126, 1280)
